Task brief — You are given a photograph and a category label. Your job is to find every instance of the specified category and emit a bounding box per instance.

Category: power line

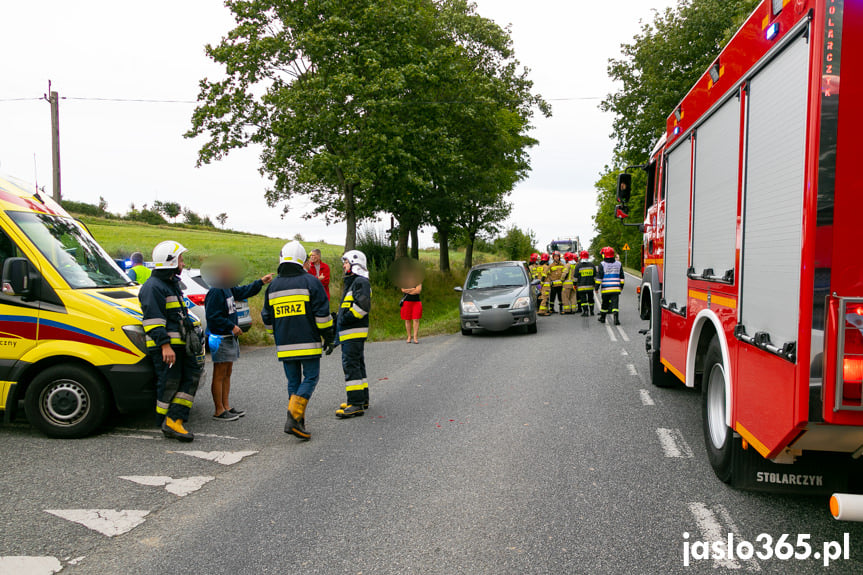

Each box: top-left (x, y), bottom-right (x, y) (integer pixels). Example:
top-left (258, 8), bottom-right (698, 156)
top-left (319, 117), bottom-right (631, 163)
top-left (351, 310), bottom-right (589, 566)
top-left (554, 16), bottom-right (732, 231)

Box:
top-left (2, 94), bottom-right (602, 105)
top-left (62, 96), bottom-right (198, 104)
top-left (0, 97), bottom-right (42, 102)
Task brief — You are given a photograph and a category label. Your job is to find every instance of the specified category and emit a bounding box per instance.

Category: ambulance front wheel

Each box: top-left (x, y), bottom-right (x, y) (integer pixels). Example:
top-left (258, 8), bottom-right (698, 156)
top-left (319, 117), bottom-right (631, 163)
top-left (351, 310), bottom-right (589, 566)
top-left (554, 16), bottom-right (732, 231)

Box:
top-left (701, 338), bottom-right (738, 483)
top-left (25, 364), bottom-right (110, 438)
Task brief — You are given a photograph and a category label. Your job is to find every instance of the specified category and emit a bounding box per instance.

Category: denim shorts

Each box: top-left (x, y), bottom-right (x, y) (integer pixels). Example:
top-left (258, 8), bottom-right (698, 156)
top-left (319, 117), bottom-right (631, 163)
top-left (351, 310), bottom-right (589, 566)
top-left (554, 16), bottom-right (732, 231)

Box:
top-left (211, 334), bottom-right (240, 363)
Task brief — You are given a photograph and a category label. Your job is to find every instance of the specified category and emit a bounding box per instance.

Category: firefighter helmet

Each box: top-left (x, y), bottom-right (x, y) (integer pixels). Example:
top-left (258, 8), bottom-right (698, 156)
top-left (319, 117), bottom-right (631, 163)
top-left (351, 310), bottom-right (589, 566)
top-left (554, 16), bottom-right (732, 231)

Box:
top-left (343, 250), bottom-right (369, 278)
top-left (563, 252), bottom-right (573, 262)
top-left (601, 246), bottom-right (616, 259)
top-left (152, 241), bottom-right (187, 269)
top-left (580, 250), bottom-right (590, 260)
top-left (540, 253), bottom-right (550, 263)
top-left (530, 253), bottom-right (539, 264)
top-left (280, 241), bottom-right (307, 266)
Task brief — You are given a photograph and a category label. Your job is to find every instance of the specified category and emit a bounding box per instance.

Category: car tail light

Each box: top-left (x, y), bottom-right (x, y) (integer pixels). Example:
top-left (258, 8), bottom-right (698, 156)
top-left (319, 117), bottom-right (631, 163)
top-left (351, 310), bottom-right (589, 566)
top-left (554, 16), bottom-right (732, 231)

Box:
top-left (187, 293), bottom-right (207, 307)
top-left (840, 302), bottom-right (863, 403)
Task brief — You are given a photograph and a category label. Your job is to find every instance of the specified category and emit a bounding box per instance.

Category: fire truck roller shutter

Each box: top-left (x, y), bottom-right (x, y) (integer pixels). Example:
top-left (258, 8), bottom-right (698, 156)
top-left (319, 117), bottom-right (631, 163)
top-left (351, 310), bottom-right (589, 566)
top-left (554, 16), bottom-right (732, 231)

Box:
top-left (740, 33), bottom-right (810, 350)
top-left (692, 95), bottom-right (740, 280)
top-left (663, 136), bottom-right (693, 312)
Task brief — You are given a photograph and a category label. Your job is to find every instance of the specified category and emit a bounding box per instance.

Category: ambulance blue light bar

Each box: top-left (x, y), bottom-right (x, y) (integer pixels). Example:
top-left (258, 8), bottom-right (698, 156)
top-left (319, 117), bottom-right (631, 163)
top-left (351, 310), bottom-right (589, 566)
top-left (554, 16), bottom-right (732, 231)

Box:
top-left (766, 22), bottom-right (780, 41)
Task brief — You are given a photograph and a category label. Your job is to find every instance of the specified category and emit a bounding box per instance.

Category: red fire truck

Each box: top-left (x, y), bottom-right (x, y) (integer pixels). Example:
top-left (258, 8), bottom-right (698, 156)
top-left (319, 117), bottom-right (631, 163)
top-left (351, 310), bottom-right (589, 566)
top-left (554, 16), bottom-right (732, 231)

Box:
top-left (616, 0), bottom-right (863, 518)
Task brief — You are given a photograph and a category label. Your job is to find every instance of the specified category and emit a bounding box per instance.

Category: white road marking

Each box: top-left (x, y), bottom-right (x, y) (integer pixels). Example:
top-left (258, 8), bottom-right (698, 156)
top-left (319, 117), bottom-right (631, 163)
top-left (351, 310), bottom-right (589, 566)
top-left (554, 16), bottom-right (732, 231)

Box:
top-left (621, 349), bottom-right (629, 356)
top-left (639, 389), bottom-right (655, 406)
top-left (120, 475), bottom-right (215, 497)
top-left (687, 502), bottom-right (742, 570)
top-left (0, 557), bottom-right (63, 574)
top-left (114, 428), bottom-right (246, 441)
top-left (605, 324), bottom-right (618, 342)
top-left (173, 450), bottom-right (258, 466)
top-left (656, 428), bottom-right (694, 458)
top-left (616, 325), bottom-right (630, 342)
top-left (44, 509), bottom-right (150, 537)
top-left (627, 364), bottom-right (638, 377)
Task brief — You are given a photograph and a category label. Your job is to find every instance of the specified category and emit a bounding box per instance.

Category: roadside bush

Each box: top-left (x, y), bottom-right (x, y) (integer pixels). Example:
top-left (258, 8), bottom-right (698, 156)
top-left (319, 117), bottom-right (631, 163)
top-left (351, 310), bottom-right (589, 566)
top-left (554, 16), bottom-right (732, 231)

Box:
top-left (62, 200), bottom-right (112, 219)
top-left (125, 208), bottom-right (167, 226)
top-left (356, 227), bottom-right (395, 278)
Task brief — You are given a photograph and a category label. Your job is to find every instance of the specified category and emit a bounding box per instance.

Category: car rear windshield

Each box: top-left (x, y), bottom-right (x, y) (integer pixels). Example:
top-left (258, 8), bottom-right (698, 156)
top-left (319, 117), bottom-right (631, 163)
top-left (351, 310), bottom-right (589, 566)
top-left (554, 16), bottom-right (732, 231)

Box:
top-left (465, 267), bottom-right (526, 290)
top-left (8, 211), bottom-right (132, 288)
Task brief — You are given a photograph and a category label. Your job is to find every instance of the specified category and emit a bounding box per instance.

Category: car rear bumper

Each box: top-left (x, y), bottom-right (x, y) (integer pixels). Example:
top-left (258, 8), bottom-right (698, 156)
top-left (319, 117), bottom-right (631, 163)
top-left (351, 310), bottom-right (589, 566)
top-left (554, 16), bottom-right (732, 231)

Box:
top-left (461, 308), bottom-right (536, 332)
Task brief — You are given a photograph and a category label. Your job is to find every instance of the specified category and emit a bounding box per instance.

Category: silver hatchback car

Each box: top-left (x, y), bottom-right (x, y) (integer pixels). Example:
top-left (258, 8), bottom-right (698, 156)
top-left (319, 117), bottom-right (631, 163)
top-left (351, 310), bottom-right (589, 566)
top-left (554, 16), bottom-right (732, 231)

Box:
top-left (455, 261), bottom-right (539, 335)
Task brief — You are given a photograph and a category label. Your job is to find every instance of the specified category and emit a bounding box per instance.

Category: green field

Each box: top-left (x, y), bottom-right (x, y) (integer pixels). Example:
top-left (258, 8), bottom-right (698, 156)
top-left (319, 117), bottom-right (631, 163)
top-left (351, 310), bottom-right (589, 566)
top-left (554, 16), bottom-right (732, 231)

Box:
top-left (79, 216), bottom-right (482, 343)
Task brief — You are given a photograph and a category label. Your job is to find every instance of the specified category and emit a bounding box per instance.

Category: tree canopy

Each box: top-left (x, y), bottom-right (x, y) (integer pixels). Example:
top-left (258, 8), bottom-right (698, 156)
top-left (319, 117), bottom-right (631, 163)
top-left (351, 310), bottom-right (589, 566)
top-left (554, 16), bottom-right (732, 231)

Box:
top-left (187, 0), bottom-right (548, 260)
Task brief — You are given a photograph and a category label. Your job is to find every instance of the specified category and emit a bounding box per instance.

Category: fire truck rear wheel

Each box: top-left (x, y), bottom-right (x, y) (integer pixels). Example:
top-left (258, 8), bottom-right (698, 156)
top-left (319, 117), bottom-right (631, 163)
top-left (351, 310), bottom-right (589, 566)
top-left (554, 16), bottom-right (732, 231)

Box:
top-left (24, 364), bottom-right (110, 439)
top-left (701, 338), bottom-right (737, 483)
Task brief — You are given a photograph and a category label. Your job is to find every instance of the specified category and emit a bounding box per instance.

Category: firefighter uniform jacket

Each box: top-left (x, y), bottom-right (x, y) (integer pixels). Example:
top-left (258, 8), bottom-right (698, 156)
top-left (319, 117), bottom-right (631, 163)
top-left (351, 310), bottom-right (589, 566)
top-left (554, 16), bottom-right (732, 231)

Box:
top-left (546, 262), bottom-right (567, 286)
top-left (262, 267), bottom-right (333, 360)
top-left (575, 261), bottom-right (597, 291)
top-left (562, 263), bottom-right (576, 286)
top-left (596, 259), bottom-right (625, 294)
top-left (140, 272), bottom-right (196, 349)
top-left (529, 264), bottom-right (543, 281)
top-left (338, 273), bottom-right (371, 341)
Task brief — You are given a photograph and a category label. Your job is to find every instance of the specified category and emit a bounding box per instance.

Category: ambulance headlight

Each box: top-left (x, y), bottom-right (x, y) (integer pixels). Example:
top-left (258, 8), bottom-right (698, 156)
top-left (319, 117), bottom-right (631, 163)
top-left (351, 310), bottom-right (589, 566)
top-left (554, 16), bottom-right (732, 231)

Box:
top-left (123, 325), bottom-right (148, 354)
top-left (512, 297), bottom-right (530, 310)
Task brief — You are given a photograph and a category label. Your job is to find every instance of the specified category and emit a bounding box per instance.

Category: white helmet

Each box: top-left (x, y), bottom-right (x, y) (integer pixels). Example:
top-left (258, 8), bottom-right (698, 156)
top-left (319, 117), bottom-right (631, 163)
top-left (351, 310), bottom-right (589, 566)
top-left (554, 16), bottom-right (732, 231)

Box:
top-left (280, 241), bottom-right (306, 266)
top-left (152, 241), bottom-right (187, 269)
top-left (342, 250), bottom-right (369, 278)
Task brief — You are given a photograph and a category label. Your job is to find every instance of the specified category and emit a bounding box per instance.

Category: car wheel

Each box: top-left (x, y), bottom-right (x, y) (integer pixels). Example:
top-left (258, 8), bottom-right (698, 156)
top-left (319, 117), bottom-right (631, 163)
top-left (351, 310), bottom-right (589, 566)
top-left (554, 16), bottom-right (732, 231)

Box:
top-left (25, 364), bottom-right (110, 438)
top-left (527, 323), bottom-right (538, 334)
top-left (701, 338), bottom-right (738, 483)
top-left (461, 328), bottom-right (472, 336)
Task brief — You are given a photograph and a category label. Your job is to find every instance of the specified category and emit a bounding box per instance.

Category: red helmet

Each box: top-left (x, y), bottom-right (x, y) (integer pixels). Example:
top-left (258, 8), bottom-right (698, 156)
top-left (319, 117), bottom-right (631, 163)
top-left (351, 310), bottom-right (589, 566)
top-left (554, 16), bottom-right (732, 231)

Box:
top-left (564, 252), bottom-right (574, 262)
top-left (601, 246), bottom-right (616, 258)
top-left (530, 253), bottom-right (538, 264)
top-left (540, 253), bottom-right (550, 263)
top-left (580, 250), bottom-right (590, 260)
top-left (552, 251), bottom-right (561, 258)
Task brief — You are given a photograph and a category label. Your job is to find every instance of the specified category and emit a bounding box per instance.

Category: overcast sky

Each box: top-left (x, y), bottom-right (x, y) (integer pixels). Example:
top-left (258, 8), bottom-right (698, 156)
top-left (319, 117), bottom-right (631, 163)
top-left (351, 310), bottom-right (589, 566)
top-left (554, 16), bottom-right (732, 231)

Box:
top-left (0, 0), bottom-right (676, 251)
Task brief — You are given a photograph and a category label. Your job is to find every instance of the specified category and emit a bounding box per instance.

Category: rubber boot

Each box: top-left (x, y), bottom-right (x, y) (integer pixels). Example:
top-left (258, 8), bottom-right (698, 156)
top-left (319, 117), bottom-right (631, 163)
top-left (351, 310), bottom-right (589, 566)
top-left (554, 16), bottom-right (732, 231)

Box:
top-left (340, 402), bottom-right (369, 410)
top-left (162, 417), bottom-right (194, 442)
top-left (336, 403), bottom-right (365, 418)
top-left (590, 306), bottom-right (595, 316)
top-left (597, 314), bottom-right (606, 324)
top-left (581, 305), bottom-right (589, 317)
top-left (614, 312), bottom-right (621, 326)
top-left (285, 396), bottom-right (311, 440)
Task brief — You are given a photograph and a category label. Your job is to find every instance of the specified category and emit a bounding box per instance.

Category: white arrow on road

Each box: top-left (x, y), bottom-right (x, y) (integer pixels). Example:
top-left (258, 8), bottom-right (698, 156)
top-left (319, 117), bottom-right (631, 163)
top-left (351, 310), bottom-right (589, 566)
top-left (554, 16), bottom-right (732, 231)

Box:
top-left (120, 475), bottom-right (214, 497)
top-left (173, 450), bottom-right (258, 466)
top-left (0, 556), bottom-right (63, 574)
top-left (44, 509), bottom-right (150, 537)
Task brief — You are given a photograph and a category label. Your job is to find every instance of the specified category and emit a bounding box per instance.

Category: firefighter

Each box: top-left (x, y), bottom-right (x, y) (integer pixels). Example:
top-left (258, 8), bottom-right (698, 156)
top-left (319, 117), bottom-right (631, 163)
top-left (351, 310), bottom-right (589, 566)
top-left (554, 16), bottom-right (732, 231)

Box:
top-left (336, 250), bottom-right (372, 418)
top-left (546, 251), bottom-right (567, 314)
top-left (537, 253), bottom-right (552, 316)
top-left (261, 241), bottom-right (335, 440)
top-left (139, 241), bottom-right (204, 442)
top-left (575, 250), bottom-right (597, 316)
top-left (528, 253), bottom-right (542, 281)
top-left (596, 247), bottom-right (625, 325)
top-left (561, 252), bottom-right (577, 314)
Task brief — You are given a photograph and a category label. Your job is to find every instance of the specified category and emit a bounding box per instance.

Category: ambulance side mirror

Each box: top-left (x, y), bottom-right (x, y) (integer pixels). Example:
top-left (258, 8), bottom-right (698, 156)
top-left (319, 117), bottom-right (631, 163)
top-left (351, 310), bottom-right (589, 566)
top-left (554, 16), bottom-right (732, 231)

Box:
top-left (2, 257), bottom-right (32, 296)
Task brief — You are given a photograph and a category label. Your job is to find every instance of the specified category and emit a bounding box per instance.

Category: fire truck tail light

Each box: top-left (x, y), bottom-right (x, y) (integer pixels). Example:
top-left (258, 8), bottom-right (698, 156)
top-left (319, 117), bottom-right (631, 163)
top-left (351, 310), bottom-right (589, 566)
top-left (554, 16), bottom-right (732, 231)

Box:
top-left (845, 358), bottom-right (863, 384)
top-left (841, 304), bottom-right (863, 401)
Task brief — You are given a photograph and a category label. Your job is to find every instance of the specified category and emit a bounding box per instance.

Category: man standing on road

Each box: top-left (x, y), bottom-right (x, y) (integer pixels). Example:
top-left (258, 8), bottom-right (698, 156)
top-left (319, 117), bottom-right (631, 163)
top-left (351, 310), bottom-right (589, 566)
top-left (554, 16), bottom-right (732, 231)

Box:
top-left (305, 248), bottom-right (331, 299)
top-left (127, 251), bottom-right (151, 284)
top-left (546, 251), bottom-right (567, 314)
top-left (335, 250), bottom-right (372, 419)
top-left (262, 241), bottom-right (334, 440)
top-left (561, 252), bottom-right (577, 314)
top-left (537, 253), bottom-right (551, 316)
top-left (575, 250), bottom-right (597, 316)
top-left (596, 247), bottom-right (625, 325)
top-left (139, 241), bottom-right (204, 442)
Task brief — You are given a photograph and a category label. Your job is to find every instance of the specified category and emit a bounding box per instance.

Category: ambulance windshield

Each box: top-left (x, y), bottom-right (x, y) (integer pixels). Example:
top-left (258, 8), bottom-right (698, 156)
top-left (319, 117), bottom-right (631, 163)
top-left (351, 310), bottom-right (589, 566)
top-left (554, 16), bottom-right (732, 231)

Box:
top-left (8, 211), bottom-right (133, 288)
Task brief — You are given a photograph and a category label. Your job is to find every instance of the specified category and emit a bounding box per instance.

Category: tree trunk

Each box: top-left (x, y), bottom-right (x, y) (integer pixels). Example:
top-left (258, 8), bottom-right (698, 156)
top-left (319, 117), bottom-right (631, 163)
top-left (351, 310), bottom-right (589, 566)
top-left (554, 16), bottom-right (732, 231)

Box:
top-left (437, 226), bottom-right (450, 272)
top-left (464, 233), bottom-right (476, 270)
top-left (410, 225), bottom-right (419, 260)
top-left (396, 221), bottom-right (409, 258)
top-left (344, 183), bottom-right (357, 251)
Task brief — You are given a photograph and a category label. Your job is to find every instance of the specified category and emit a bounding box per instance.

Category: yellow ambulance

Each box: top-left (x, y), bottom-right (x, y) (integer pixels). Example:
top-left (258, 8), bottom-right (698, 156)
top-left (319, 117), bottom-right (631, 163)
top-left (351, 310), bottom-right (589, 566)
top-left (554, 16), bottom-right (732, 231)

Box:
top-left (0, 173), bottom-right (154, 437)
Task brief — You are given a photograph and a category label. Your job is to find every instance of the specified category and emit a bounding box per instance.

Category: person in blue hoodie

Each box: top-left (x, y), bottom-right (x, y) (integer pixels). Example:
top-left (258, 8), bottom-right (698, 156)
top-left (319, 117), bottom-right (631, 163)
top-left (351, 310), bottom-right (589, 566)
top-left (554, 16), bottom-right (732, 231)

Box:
top-left (204, 256), bottom-right (272, 420)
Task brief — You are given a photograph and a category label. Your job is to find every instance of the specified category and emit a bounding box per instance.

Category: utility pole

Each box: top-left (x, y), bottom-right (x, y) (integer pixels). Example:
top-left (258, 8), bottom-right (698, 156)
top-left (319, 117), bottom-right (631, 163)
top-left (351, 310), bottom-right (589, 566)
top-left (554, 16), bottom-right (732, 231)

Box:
top-left (47, 81), bottom-right (61, 203)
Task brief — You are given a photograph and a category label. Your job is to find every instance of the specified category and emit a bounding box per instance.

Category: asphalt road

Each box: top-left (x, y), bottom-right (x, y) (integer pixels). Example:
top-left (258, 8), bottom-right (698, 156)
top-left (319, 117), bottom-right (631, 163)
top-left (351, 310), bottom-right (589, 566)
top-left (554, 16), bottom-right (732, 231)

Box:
top-left (2, 282), bottom-right (863, 574)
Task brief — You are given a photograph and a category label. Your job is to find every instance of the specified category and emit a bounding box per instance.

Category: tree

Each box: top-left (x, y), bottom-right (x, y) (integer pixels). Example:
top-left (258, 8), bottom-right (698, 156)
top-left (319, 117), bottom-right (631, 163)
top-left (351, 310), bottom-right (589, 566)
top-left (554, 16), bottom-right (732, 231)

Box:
top-left (154, 201), bottom-right (182, 222)
top-left (183, 208), bottom-right (203, 226)
top-left (493, 226), bottom-right (537, 262)
top-left (216, 212), bottom-right (228, 228)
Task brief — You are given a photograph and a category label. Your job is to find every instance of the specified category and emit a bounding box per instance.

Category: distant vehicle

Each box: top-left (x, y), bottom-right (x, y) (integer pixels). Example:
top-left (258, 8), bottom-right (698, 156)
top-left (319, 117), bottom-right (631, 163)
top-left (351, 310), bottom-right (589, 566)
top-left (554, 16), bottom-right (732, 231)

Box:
top-left (546, 237), bottom-right (581, 255)
top-left (455, 261), bottom-right (539, 335)
top-left (178, 268), bottom-right (252, 335)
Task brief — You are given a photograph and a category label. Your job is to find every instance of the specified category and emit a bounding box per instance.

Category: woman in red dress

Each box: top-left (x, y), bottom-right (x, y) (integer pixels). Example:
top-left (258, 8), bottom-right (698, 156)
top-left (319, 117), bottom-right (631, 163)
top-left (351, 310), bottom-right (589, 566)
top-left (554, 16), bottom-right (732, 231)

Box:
top-left (401, 279), bottom-right (423, 344)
